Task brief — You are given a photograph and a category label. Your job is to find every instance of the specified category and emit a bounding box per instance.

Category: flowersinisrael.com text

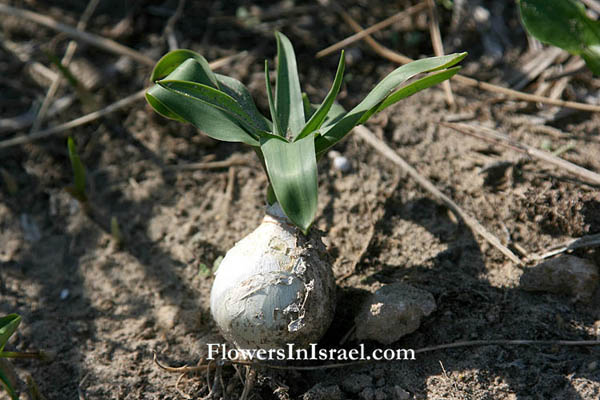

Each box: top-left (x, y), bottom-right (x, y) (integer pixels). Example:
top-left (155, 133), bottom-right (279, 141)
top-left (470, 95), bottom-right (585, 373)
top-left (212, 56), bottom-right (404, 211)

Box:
top-left (207, 343), bottom-right (416, 362)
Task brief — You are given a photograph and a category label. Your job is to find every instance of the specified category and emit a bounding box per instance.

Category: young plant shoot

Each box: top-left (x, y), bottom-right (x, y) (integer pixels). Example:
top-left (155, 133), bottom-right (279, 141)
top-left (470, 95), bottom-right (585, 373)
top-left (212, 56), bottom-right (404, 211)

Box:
top-left (146, 33), bottom-right (465, 350)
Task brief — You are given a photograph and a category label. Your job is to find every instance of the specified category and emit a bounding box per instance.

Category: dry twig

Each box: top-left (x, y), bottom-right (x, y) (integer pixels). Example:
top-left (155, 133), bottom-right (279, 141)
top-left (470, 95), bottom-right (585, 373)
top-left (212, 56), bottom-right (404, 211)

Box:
top-left (324, 1), bottom-right (600, 113)
top-left (230, 339), bottom-right (600, 371)
top-left (30, 0), bottom-right (101, 134)
top-left (353, 125), bottom-right (522, 264)
top-left (426, 0), bottom-right (454, 105)
top-left (442, 122), bottom-right (600, 186)
top-left (526, 233), bottom-right (600, 262)
top-left (164, 0), bottom-right (187, 51)
top-left (0, 89), bottom-right (146, 150)
top-left (315, 2), bottom-right (427, 58)
top-left (0, 3), bottom-right (155, 66)
top-left (164, 155), bottom-right (249, 172)
top-left (0, 53), bottom-right (246, 150)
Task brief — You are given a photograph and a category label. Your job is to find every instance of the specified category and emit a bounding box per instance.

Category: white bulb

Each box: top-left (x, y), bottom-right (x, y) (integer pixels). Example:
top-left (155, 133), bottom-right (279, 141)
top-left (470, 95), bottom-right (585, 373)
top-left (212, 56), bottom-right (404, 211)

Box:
top-left (210, 203), bottom-right (336, 350)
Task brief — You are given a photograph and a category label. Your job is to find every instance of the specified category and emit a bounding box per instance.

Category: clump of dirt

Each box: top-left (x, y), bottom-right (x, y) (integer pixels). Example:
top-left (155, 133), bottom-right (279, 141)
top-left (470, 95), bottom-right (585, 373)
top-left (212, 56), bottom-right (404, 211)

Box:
top-left (521, 188), bottom-right (600, 237)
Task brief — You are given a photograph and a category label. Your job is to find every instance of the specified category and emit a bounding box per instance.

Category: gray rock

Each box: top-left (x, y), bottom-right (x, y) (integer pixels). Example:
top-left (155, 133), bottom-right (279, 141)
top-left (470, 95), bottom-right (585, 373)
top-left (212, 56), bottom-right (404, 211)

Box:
top-left (520, 255), bottom-right (599, 302)
top-left (303, 384), bottom-right (342, 400)
top-left (341, 373), bottom-right (372, 394)
top-left (374, 388), bottom-right (387, 400)
top-left (393, 386), bottom-right (410, 400)
top-left (355, 283), bottom-right (436, 345)
top-left (359, 387), bottom-right (375, 400)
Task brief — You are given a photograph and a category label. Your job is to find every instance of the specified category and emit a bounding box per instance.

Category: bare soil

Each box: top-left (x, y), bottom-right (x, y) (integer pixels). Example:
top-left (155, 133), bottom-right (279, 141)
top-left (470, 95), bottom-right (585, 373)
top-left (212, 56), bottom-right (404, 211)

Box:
top-left (1, 1), bottom-right (600, 399)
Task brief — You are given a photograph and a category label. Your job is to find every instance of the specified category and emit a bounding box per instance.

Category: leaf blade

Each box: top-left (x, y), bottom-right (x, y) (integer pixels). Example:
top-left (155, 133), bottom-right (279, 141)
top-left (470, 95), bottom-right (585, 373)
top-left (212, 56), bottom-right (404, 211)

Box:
top-left (295, 51), bottom-right (346, 141)
top-left (265, 60), bottom-right (283, 137)
top-left (0, 314), bottom-right (21, 352)
top-left (275, 32), bottom-right (305, 138)
top-left (150, 49), bottom-right (219, 88)
top-left (261, 134), bottom-right (318, 233)
top-left (315, 52), bottom-right (466, 154)
top-left (159, 80), bottom-right (264, 135)
top-left (146, 58), bottom-right (259, 146)
top-left (0, 365), bottom-right (18, 400)
top-left (373, 66), bottom-right (462, 114)
top-left (518, 0), bottom-right (600, 74)
top-left (67, 137), bottom-right (87, 202)
top-left (215, 74), bottom-right (271, 131)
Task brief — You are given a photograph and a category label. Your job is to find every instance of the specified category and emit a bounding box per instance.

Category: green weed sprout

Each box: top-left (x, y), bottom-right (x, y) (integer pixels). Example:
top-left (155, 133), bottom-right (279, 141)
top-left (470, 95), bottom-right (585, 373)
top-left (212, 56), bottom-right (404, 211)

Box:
top-left (66, 136), bottom-right (87, 203)
top-left (519, 0), bottom-right (600, 74)
top-left (0, 314), bottom-right (51, 400)
top-left (146, 32), bottom-right (465, 350)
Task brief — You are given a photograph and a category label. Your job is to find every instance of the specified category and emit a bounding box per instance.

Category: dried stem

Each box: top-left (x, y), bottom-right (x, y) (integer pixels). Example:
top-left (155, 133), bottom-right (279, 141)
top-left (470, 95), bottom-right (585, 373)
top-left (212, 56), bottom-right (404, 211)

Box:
top-left (0, 4), bottom-right (155, 66)
top-left (232, 339), bottom-right (600, 371)
top-left (0, 52), bottom-right (246, 150)
top-left (426, 0), bottom-right (454, 105)
top-left (315, 2), bottom-right (427, 58)
top-left (353, 125), bottom-right (522, 265)
top-left (324, 1), bottom-right (600, 113)
top-left (442, 122), bottom-right (600, 186)
top-left (527, 233), bottom-right (600, 262)
top-left (30, 0), bottom-right (101, 134)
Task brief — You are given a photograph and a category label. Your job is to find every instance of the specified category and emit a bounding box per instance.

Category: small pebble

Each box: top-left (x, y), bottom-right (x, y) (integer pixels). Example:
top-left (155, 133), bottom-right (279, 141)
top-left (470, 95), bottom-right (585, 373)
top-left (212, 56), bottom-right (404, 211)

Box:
top-left (60, 288), bottom-right (69, 300)
top-left (355, 283), bottom-right (436, 345)
top-left (333, 155), bottom-right (351, 172)
top-left (588, 361), bottom-right (598, 371)
top-left (394, 386), bottom-right (410, 400)
top-left (520, 255), bottom-right (599, 302)
top-left (302, 384), bottom-right (342, 400)
top-left (359, 387), bottom-right (374, 400)
top-left (341, 374), bottom-right (372, 394)
top-left (374, 388), bottom-right (387, 400)
top-left (328, 150), bottom-right (351, 173)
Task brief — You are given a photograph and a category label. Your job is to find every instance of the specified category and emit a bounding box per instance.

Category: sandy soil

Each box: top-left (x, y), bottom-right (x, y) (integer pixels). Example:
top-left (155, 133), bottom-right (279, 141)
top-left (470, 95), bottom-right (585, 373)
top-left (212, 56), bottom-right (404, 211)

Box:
top-left (1, 1), bottom-right (599, 399)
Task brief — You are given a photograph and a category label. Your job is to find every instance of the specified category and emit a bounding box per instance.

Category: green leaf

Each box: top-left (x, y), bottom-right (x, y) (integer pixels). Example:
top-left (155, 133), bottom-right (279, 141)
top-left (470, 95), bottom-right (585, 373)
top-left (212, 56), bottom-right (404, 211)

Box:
top-left (146, 58), bottom-right (259, 146)
top-left (518, 0), bottom-right (600, 74)
top-left (301, 93), bottom-right (313, 120)
top-left (0, 314), bottom-right (21, 352)
top-left (150, 49), bottom-right (219, 88)
top-left (261, 134), bottom-right (318, 233)
top-left (215, 74), bottom-right (271, 131)
top-left (275, 32), bottom-right (305, 139)
top-left (265, 60), bottom-right (283, 137)
top-left (67, 137), bottom-right (87, 202)
top-left (373, 66), bottom-right (461, 114)
top-left (0, 365), bottom-right (18, 400)
top-left (295, 51), bottom-right (346, 141)
top-left (158, 80), bottom-right (266, 135)
top-left (582, 45), bottom-right (600, 73)
top-left (315, 52), bottom-right (466, 154)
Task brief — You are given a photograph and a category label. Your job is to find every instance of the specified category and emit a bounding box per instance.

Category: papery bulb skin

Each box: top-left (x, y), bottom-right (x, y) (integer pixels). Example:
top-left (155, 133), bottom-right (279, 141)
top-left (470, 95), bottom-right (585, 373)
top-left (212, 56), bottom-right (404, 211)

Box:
top-left (210, 203), bottom-right (336, 350)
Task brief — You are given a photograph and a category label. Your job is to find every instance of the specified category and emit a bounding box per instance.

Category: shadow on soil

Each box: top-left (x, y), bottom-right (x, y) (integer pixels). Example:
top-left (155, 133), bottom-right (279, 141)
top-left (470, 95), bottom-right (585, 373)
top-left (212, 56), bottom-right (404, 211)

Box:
top-left (304, 196), bottom-right (598, 399)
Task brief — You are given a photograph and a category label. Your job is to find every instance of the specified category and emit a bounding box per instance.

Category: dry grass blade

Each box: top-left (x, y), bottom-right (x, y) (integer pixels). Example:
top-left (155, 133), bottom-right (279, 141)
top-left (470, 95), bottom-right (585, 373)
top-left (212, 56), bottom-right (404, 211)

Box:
top-left (581, 0), bottom-right (600, 13)
top-left (0, 3), bottom-right (155, 66)
top-left (353, 125), bottom-right (522, 265)
top-left (31, 0), bottom-right (101, 134)
top-left (527, 233), bottom-right (600, 262)
top-left (315, 2), bottom-right (427, 58)
top-left (0, 89), bottom-right (146, 150)
top-left (442, 122), bottom-right (600, 186)
top-left (0, 53), bottom-right (246, 150)
top-left (426, 0), bottom-right (454, 105)
top-left (510, 47), bottom-right (564, 90)
top-left (324, 0), bottom-right (600, 113)
top-left (231, 339), bottom-right (600, 371)
top-left (163, 155), bottom-right (249, 172)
